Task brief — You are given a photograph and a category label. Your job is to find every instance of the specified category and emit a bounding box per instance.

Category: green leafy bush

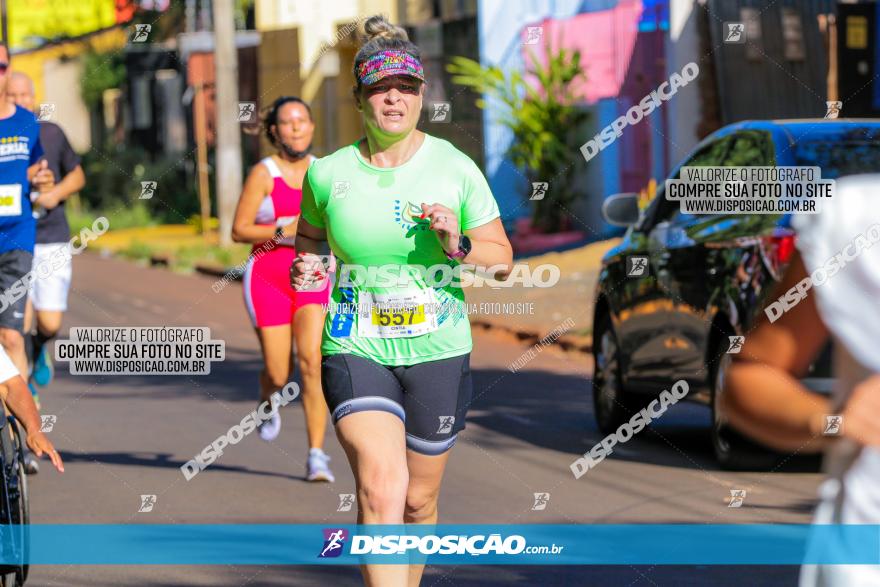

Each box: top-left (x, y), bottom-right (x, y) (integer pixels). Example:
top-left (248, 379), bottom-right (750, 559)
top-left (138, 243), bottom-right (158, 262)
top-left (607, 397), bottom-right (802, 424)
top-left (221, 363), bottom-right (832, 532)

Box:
top-left (68, 202), bottom-right (157, 234)
top-left (81, 51), bottom-right (126, 109)
top-left (80, 147), bottom-right (203, 224)
top-left (448, 44), bottom-right (589, 232)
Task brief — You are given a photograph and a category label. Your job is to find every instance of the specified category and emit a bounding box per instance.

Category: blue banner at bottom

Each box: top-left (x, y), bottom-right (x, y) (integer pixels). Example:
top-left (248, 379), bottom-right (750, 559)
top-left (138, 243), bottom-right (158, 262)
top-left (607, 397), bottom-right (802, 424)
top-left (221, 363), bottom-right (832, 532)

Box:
top-left (0, 524), bottom-right (877, 565)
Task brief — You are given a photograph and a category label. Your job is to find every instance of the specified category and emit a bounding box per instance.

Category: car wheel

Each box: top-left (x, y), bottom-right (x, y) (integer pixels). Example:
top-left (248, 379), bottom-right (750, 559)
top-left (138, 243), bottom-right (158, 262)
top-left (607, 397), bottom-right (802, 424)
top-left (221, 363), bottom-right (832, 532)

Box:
top-left (711, 353), bottom-right (778, 471)
top-left (592, 315), bottom-right (636, 435)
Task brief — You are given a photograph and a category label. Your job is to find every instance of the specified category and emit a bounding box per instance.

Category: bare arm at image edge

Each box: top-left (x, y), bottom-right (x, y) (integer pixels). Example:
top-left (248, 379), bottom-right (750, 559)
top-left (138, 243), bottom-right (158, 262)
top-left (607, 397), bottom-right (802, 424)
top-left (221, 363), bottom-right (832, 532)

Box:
top-left (722, 252), bottom-right (832, 452)
top-left (0, 350), bottom-right (64, 472)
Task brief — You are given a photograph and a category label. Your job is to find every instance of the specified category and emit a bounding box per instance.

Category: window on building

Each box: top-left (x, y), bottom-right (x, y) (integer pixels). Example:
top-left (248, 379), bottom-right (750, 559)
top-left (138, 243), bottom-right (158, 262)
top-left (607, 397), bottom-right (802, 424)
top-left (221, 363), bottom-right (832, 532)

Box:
top-left (782, 8), bottom-right (806, 61)
top-left (741, 8), bottom-right (763, 62)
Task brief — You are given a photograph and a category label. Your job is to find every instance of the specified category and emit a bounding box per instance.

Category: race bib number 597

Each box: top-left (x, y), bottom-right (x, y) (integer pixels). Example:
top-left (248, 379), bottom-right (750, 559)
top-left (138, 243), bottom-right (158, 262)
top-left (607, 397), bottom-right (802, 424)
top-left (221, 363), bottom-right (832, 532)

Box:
top-left (0, 185), bottom-right (22, 216)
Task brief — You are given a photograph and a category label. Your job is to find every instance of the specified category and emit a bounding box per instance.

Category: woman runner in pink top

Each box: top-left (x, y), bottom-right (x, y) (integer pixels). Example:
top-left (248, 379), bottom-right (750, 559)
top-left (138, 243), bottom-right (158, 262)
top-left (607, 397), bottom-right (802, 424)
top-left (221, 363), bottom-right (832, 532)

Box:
top-left (232, 96), bottom-right (334, 482)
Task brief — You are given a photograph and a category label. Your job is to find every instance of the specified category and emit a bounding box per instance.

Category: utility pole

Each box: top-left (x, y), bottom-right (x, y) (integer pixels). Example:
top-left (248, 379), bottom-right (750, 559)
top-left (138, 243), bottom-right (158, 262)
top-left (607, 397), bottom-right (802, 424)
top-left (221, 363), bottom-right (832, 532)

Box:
top-left (194, 83), bottom-right (212, 236)
top-left (1, 0), bottom-right (7, 46)
top-left (212, 0), bottom-right (241, 246)
top-left (826, 14), bottom-right (838, 103)
top-left (185, 0), bottom-right (196, 33)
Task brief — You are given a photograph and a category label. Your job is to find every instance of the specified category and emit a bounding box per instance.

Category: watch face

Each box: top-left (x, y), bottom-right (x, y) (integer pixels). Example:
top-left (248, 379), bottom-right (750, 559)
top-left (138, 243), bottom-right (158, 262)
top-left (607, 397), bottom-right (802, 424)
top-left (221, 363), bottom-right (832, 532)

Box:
top-left (460, 235), bottom-right (472, 256)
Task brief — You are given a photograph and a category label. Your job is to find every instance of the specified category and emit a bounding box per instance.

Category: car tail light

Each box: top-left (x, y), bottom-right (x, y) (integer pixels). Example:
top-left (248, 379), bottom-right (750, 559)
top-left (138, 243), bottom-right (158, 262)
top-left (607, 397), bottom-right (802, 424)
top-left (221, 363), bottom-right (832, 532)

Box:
top-left (772, 234), bottom-right (796, 263)
top-left (761, 232), bottom-right (797, 279)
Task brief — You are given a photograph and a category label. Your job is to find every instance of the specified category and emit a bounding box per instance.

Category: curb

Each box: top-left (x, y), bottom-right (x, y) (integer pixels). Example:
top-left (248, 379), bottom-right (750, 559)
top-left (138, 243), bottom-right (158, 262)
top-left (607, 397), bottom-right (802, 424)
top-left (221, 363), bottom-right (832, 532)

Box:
top-left (194, 262), bottom-right (234, 279)
top-left (149, 253), bottom-right (170, 267)
top-left (194, 263), bottom-right (249, 282)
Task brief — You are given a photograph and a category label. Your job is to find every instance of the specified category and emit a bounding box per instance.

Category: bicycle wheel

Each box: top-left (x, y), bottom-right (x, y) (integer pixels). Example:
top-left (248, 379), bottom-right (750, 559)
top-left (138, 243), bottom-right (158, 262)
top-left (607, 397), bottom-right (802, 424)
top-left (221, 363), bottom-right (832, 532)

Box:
top-left (10, 419), bottom-right (28, 584)
top-left (0, 416), bottom-right (27, 586)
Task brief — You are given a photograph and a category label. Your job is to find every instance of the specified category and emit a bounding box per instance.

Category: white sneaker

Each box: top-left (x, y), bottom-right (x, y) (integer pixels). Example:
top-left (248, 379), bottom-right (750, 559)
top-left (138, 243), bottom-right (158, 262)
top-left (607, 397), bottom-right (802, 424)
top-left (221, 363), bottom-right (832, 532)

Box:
top-left (306, 448), bottom-right (335, 482)
top-left (258, 410), bottom-right (281, 442)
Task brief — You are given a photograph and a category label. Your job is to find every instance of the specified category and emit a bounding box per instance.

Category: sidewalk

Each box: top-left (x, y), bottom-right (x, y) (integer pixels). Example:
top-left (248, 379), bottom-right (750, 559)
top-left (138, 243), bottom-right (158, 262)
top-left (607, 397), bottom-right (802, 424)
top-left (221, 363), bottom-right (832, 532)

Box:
top-left (463, 238), bottom-right (620, 354)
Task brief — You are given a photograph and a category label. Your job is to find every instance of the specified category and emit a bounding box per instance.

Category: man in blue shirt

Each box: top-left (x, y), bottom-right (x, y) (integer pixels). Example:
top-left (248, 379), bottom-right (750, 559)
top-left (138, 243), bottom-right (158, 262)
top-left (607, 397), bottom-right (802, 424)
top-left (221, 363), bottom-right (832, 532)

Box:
top-left (0, 42), bottom-right (56, 380)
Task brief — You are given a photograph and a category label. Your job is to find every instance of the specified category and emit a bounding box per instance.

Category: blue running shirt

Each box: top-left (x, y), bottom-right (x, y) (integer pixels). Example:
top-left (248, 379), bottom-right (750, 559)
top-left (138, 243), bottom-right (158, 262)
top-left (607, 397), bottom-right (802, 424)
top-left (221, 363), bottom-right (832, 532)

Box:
top-left (0, 105), bottom-right (44, 254)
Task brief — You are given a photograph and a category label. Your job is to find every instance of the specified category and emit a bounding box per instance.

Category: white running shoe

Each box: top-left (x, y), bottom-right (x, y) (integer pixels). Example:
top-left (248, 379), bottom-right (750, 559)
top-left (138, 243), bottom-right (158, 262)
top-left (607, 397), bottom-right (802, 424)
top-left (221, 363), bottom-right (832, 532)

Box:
top-left (306, 448), bottom-right (335, 482)
top-left (258, 410), bottom-right (281, 442)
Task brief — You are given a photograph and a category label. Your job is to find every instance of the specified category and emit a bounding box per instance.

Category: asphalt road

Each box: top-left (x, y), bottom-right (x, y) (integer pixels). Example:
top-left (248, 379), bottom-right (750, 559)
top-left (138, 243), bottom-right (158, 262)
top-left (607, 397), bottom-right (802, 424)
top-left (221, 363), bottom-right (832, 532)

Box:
top-left (25, 254), bottom-right (822, 586)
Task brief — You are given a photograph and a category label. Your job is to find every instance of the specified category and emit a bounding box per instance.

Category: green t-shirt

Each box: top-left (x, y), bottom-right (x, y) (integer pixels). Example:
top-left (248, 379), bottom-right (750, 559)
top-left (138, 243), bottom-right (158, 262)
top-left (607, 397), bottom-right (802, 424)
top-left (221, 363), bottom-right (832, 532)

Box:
top-left (301, 134), bottom-right (501, 366)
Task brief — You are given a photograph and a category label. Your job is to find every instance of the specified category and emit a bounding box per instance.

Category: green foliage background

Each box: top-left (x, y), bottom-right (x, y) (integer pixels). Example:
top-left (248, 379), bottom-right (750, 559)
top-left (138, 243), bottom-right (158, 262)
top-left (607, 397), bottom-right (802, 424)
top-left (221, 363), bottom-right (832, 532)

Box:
top-left (448, 44), bottom-right (589, 232)
top-left (80, 51), bottom-right (126, 109)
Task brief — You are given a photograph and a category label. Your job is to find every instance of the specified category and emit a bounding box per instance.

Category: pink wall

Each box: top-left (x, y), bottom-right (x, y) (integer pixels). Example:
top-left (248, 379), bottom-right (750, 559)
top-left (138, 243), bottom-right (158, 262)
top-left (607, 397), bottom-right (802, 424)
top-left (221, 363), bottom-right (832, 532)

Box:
top-left (522, 0), bottom-right (644, 104)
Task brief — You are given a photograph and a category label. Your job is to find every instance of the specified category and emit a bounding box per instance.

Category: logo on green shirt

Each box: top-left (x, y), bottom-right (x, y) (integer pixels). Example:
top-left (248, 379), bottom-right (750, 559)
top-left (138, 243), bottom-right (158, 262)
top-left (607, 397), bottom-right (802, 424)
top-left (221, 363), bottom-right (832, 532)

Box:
top-left (394, 200), bottom-right (431, 235)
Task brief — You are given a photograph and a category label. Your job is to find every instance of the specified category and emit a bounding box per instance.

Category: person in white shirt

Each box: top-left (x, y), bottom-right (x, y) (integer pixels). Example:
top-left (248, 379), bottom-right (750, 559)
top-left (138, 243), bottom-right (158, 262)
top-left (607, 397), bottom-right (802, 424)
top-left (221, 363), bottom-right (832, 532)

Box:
top-left (723, 173), bottom-right (880, 586)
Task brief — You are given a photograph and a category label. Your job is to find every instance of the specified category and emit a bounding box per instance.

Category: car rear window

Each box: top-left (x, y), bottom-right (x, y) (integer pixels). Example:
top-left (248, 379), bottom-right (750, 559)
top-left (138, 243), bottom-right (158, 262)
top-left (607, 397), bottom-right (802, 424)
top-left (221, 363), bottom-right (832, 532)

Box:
top-left (794, 139), bottom-right (880, 179)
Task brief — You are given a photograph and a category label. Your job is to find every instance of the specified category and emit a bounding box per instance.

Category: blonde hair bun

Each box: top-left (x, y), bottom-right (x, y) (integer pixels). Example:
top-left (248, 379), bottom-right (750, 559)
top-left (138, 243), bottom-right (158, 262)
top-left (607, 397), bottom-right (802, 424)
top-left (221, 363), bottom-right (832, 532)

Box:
top-left (360, 14), bottom-right (409, 44)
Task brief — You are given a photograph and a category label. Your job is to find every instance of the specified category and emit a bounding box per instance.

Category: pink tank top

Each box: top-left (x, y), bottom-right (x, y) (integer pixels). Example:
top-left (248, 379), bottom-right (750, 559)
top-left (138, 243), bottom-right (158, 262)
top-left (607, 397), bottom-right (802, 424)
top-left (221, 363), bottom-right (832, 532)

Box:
top-left (253, 156), bottom-right (315, 248)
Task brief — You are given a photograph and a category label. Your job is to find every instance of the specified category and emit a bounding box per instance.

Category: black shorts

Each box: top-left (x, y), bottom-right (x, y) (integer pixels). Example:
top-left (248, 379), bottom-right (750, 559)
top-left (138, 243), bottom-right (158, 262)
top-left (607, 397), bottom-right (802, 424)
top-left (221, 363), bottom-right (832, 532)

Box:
top-left (321, 353), bottom-right (473, 455)
top-left (0, 250), bottom-right (33, 332)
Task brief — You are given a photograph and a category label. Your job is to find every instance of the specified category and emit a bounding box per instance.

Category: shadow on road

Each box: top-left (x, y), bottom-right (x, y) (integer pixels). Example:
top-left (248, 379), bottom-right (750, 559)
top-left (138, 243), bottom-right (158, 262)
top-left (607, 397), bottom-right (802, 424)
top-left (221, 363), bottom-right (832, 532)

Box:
top-left (55, 450), bottom-right (308, 481)
top-left (467, 367), bottom-right (820, 475)
top-left (467, 367), bottom-right (717, 466)
top-left (58, 357), bottom-right (818, 478)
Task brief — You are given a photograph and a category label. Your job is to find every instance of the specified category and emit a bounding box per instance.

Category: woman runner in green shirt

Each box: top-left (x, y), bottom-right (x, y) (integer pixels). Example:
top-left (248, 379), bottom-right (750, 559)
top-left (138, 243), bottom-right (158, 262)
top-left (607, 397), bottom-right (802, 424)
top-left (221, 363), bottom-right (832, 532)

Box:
top-left (292, 14), bottom-right (513, 587)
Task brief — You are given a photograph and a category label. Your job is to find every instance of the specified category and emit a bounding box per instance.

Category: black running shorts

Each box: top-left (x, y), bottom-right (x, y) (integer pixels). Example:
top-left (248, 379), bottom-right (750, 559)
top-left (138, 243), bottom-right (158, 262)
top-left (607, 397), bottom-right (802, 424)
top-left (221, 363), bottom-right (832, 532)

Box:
top-left (0, 250), bottom-right (33, 332)
top-left (321, 353), bottom-right (473, 455)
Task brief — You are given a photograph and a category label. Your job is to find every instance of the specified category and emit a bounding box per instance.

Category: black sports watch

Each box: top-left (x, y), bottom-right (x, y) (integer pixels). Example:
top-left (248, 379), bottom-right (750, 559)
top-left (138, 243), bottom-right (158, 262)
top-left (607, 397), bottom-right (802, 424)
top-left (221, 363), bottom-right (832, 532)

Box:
top-left (446, 235), bottom-right (472, 260)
